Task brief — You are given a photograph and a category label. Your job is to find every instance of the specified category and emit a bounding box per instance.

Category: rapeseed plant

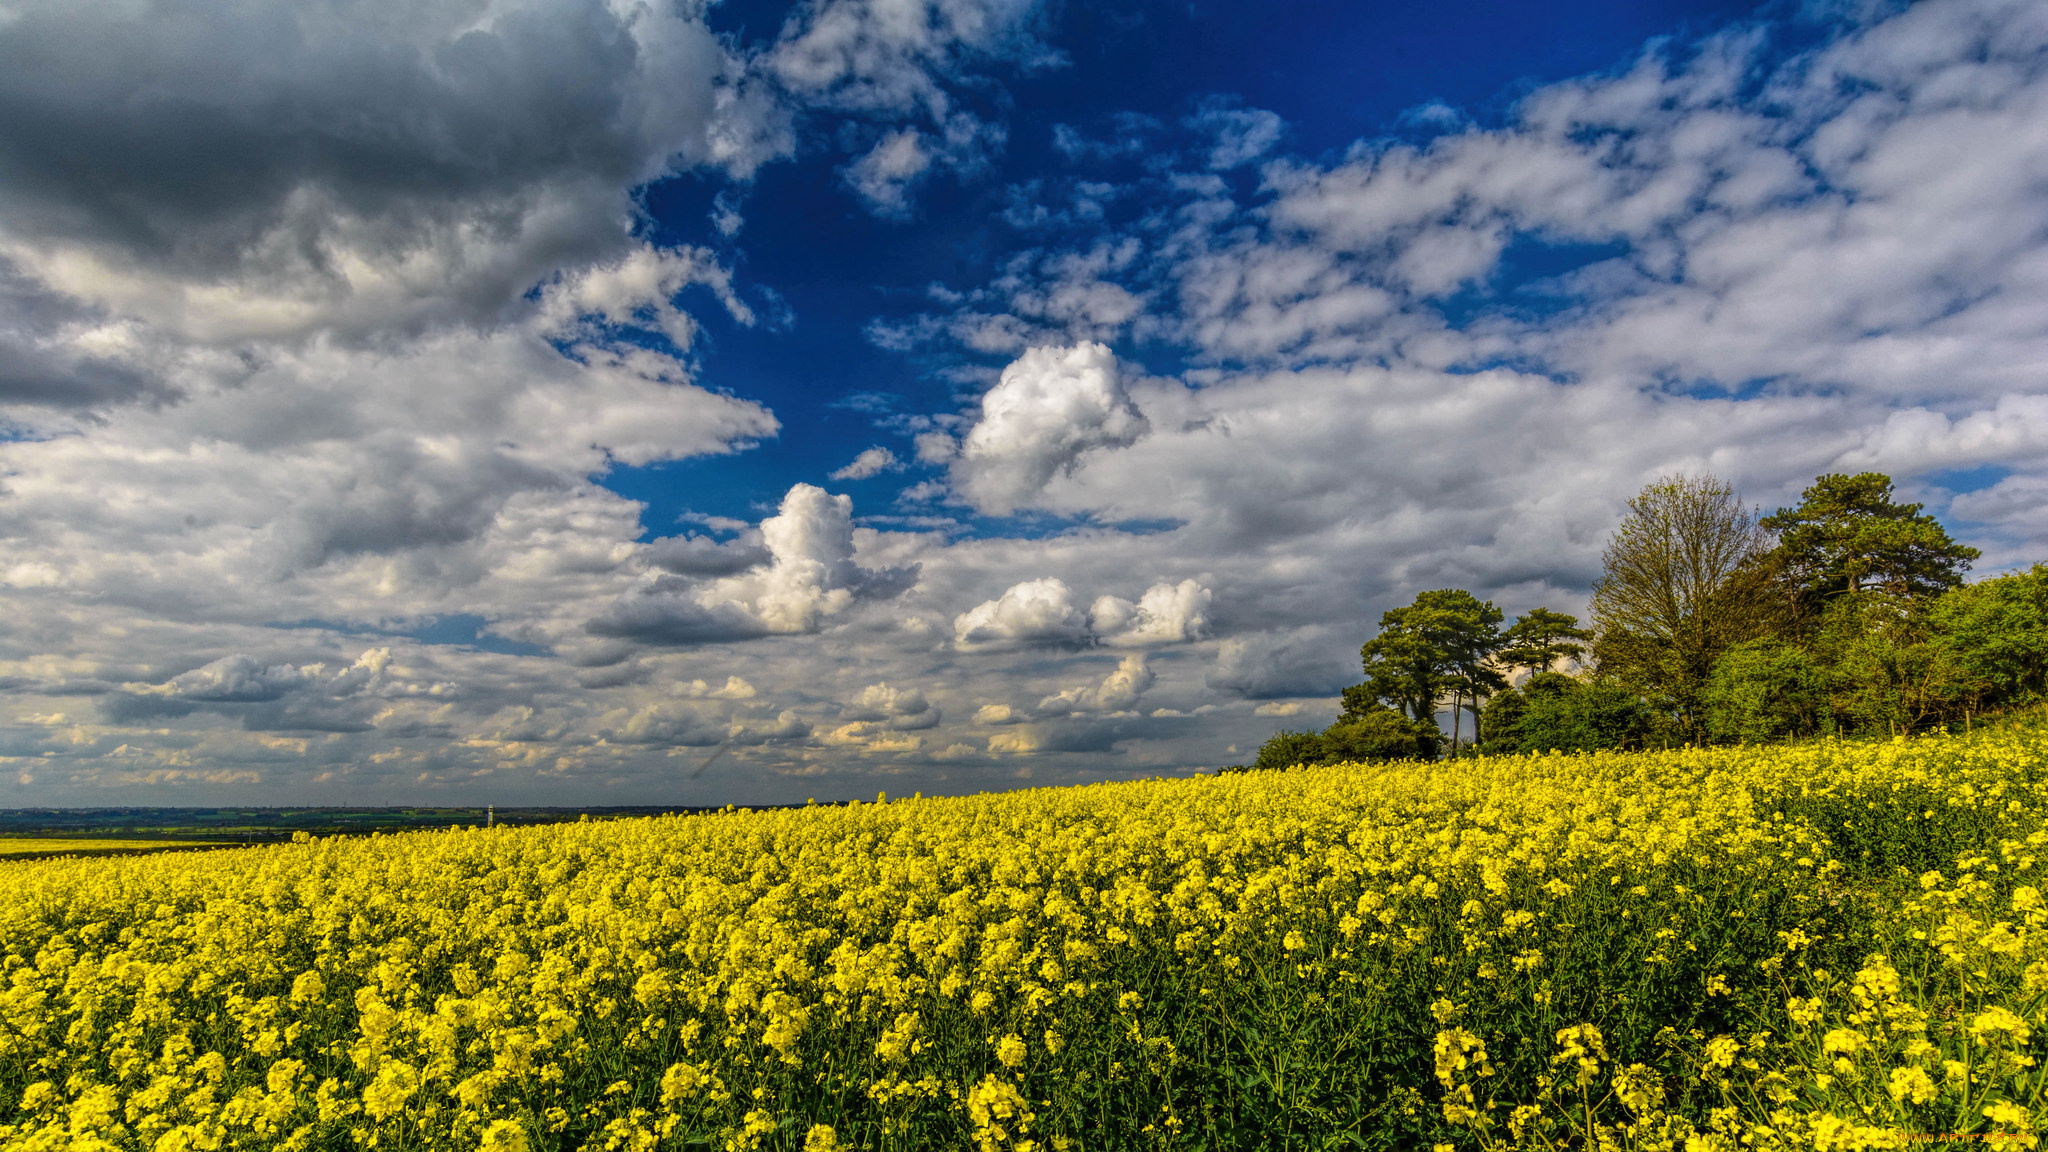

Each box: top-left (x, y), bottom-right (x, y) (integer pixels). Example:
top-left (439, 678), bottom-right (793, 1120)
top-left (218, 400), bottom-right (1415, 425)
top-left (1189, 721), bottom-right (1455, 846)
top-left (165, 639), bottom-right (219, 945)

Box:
top-left (0, 726), bottom-right (2043, 1149)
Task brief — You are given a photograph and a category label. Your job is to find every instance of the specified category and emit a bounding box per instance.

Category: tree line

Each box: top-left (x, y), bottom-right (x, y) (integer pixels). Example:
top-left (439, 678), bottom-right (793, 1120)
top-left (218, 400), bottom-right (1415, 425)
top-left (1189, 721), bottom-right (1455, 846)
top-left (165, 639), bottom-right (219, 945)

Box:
top-left (1245, 472), bottom-right (2048, 770)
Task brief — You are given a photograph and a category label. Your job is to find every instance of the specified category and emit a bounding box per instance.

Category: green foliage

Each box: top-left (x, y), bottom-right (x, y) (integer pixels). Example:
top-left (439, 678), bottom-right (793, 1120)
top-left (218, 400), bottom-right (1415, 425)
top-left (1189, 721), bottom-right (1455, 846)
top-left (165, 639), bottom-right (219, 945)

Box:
top-left (1251, 706), bottom-right (1440, 771)
top-left (1589, 475), bottom-right (1781, 738)
top-left (1760, 471), bottom-right (1979, 607)
top-left (1811, 590), bottom-right (1953, 735)
top-left (1930, 563), bottom-right (2048, 711)
top-left (1255, 471), bottom-right (2024, 761)
top-left (1702, 639), bottom-right (1832, 744)
top-left (1358, 589), bottom-right (1504, 726)
top-left (1325, 707), bottom-right (1442, 763)
top-left (1515, 672), bottom-right (1654, 754)
top-left (1251, 729), bottom-right (1331, 772)
top-left (1496, 607), bottom-right (1591, 676)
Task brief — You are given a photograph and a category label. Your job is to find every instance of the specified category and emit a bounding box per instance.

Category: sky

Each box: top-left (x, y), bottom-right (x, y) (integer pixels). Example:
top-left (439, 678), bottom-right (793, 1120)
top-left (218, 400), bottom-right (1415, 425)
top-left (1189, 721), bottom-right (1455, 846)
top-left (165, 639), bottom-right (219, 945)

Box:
top-left (2, 0), bottom-right (2046, 807)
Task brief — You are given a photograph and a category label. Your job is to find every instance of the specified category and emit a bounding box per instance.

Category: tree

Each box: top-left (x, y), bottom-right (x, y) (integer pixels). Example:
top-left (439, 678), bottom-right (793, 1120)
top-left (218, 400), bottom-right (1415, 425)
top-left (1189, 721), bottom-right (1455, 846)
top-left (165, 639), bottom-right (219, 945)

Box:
top-left (1251, 729), bottom-right (1330, 772)
top-left (1702, 639), bottom-right (1831, 744)
top-left (1760, 472), bottom-right (1978, 609)
top-left (1356, 589), bottom-right (1503, 755)
top-left (1323, 707), bottom-right (1442, 763)
top-left (1812, 591), bottom-right (1954, 736)
top-left (1249, 707), bottom-right (1440, 771)
top-left (1929, 564), bottom-right (2048, 713)
top-left (1483, 671), bottom-right (1655, 754)
top-left (1589, 475), bottom-right (1779, 738)
top-left (1498, 608), bottom-right (1592, 677)
top-left (1522, 682), bottom-right (1656, 752)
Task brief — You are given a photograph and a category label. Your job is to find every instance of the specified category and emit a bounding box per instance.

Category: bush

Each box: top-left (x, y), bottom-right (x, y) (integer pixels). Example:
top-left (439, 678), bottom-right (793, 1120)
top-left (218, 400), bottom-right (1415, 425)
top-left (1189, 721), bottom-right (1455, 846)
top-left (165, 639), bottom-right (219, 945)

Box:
top-left (1325, 706), bottom-right (1440, 763)
top-left (1251, 728), bottom-right (1329, 771)
top-left (1253, 706), bottom-right (1440, 770)
top-left (1481, 672), bottom-right (1656, 754)
top-left (1520, 677), bottom-right (1656, 753)
top-left (1703, 638), bottom-right (1832, 743)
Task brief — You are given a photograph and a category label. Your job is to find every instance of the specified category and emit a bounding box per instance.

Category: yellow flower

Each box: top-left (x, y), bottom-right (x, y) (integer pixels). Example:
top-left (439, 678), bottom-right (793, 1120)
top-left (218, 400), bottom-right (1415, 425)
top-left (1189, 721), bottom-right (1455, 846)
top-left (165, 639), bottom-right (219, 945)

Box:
top-left (360, 1061), bottom-right (421, 1121)
top-left (1887, 1065), bottom-right (1936, 1105)
top-left (1971, 1006), bottom-right (2032, 1047)
top-left (288, 971), bottom-right (324, 1006)
top-left (480, 1118), bottom-right (529, 1152)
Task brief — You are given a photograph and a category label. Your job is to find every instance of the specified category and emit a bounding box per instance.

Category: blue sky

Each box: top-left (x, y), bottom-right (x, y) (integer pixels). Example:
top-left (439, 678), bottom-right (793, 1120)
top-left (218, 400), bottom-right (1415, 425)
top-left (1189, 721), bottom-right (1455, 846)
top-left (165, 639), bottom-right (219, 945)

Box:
top-left (1, 0), bottom-right (2045, 805)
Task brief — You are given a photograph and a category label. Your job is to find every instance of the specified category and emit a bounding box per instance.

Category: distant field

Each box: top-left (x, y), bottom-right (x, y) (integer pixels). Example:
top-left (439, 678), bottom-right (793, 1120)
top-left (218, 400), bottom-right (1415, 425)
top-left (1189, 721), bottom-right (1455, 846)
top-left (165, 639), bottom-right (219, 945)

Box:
top-left (0, 837), bottom-right (222, 859)
top-left (0, 804), bottom-right (708, 841)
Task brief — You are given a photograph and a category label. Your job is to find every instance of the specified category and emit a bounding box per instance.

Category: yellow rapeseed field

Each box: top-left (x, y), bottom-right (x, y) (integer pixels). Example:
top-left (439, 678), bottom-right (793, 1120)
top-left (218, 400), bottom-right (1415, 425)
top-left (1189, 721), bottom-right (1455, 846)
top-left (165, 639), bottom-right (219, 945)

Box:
top-left (2, 727), bottom-right (2044, 1150)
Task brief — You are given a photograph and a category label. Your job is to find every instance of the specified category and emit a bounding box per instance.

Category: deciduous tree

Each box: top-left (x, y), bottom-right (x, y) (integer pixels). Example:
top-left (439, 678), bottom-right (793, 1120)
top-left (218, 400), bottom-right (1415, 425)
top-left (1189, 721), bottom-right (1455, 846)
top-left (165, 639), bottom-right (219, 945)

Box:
top-left (1589, 475), bottom-right (1778, 738)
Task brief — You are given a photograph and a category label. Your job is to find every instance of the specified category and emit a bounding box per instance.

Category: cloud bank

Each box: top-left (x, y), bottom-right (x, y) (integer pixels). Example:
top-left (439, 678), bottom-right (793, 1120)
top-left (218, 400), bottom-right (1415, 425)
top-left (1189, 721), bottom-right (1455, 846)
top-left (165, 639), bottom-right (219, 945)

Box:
top-left (3, 0), bottom-right (2047, 805)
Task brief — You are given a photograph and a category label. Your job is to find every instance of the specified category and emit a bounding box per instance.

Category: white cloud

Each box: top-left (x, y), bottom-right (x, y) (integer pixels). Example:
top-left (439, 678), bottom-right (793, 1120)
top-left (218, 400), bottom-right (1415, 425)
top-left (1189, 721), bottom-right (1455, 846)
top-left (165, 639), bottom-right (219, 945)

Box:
top-left (1190, 101), bottom-right (1285, 170)
top-left (1209, 628), bottom-right (1360, 701)
top-left (592, 484), bottom-right (916, 645)
top-left (0, 0), bottom-right (758, 345)
top-left (729, 709), bottom-right (812, 744)
top-left (830, 446), bottom-right (904, 481)
top-left (12, 0), bottom-right (2048, 803)
top-left (602, 703), bottom-right (725, 747)
top-left (954, 575), bottom-right (1212, 652)
top-left (155, 655), bottom-right (317, 703)
top-left (845, 682), bottom-right (940, 729)
top-left (952, 342), bottom-right (1148, 514)
top-left (973, 703), bottom-right (1022, 725)
top-left (846, 129), bottom-right (935, 215)
top-left (675, 676), bottom-right (759, 700)
top-left (952, 576), bottom-right (1089, 648)
top-left (1089, 579), bottom-right (1212, 647)
top-left (1036, 654), bottom-right (1154, 715)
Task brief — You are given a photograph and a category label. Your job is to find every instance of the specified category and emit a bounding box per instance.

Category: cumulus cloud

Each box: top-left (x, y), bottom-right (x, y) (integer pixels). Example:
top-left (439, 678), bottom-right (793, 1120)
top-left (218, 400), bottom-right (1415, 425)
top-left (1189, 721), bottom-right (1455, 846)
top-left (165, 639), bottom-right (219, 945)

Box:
top-left (955, 576), bottom-right (1212, 650)
top-left (601, 703), bottom-right (726, 747)
top-left (729, 709), bottom-right (813, 744)
top-left (1035, 654), bottom-right (1154, 715)
top-left (675, 676), bottom-right (759, 700)
top-left (844, 682), bottom-right (941, 729)
top-left (951, 342), bottom-right (1148, 514)
top-left (1208, 628), bottom-right (1360, 700)
top-left (156, 655), bottom-right (317, 703)
top-left (973, 703), bottom-right (1022, 725)
top-left (0, 0), bottom-right (760, 344)
top-left (953, 577), bottom-right (1090, 648)
top-left (1089, 579), bottom-right (1212, 647)
top-left (830, 446), bottom-right (903, 481)
top-left (592, 484), bottom-right (918, 645)
top-left (14, 0), bottom-right (2048, 803)
top-left (109, 647), bottom-right (430, 733)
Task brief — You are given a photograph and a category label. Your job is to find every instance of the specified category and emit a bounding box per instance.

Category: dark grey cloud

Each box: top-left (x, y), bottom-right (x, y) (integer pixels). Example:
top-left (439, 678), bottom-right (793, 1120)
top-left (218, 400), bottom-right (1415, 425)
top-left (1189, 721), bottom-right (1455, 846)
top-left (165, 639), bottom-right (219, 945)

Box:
top-left (587, 583), bottom-right (774, 646)
top-left (284, 442), bottom-right (563, 568)
top-left (0, 338), bottom-right (157, 408)
top-left (1207, 627), bottom-right (1356, 700)
top-left (99, 692), bottom-right (200, 723)
top-left (0, 0), bottom-right (728, 328)
top-left (646, 533), bottom-right (773, 577)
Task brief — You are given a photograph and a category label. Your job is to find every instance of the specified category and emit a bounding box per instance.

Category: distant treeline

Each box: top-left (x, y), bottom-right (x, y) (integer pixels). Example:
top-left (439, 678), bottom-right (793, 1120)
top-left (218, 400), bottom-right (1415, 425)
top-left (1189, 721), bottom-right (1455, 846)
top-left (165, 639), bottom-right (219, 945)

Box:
top-left (1243, 472), bottom-right (2048, 770)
